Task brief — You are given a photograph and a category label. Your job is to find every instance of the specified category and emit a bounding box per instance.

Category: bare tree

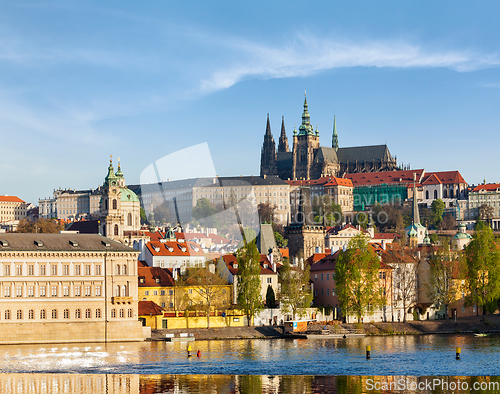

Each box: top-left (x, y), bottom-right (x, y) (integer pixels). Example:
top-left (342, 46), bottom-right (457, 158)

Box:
top-left (185, 264), bottom-right (230, 328)
top-left (383, 245), bottom-right (420, 322)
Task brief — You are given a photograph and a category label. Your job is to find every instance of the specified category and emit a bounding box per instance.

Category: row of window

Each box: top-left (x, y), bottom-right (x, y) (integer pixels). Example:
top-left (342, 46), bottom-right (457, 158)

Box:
top-left (315, 288), bottom-right (336, 297)
top-left (2, 308), bottom-right (133, 320)
top-left (3, 285), bottom-right (101, 298)
top-left (1, 264), bottom-right (131, 277)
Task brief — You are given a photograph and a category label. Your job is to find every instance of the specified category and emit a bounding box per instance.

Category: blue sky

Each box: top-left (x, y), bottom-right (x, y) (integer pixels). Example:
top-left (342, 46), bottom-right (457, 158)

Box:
top-left (1, 1), bottom-right (499, 204)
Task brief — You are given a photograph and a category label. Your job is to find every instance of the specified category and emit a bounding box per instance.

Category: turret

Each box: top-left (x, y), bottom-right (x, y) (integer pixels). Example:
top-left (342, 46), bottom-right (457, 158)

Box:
top-left (332, 115), bottom-right (339, 152)
top-left (278, 116), bottom-right (289, 153)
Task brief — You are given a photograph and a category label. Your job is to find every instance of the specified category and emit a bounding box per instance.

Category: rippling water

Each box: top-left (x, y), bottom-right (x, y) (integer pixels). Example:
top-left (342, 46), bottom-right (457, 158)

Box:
top-left (0, 334), bottom-right (499, 393)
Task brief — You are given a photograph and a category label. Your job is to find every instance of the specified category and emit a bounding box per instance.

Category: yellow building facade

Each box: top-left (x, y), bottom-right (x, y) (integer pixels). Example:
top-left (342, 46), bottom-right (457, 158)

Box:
top-left (0, 233), bottom-right (144, 344)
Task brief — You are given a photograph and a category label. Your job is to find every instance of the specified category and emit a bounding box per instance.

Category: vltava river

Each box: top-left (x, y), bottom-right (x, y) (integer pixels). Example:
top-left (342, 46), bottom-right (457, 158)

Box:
top-left (0, 334), bottom-right (499, 393)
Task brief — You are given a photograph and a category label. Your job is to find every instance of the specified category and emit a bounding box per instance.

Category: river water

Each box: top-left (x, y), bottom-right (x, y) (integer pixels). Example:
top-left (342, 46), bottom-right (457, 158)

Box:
top-left (0, 334), bottom-right (499, 393)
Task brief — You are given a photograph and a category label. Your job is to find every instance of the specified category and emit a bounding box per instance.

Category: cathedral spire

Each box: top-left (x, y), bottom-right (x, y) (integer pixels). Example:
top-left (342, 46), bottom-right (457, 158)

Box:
top-left (266, 113), bottom-right (272, 136)
top-left (412, 172), bottom-right (420, 225)
top-left (278, 116), bottom-right (289, 153)
top-left (298, 92), bottom-right (314, 136)
top-left (332, 115), bottom-right (339, 152)
top-left (260, 114), bottom-right (277, 177)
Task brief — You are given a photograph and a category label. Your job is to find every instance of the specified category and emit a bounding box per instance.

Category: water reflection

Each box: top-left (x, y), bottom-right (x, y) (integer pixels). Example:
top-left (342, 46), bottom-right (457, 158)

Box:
top-left (1, 374), bottom-right (500, 393)
top-left (0, 335), bottom-right (499, 376)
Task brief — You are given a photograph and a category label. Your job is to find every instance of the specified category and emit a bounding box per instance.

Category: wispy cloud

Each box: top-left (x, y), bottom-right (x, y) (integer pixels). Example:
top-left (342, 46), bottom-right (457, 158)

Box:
top-left (198, 34), bottom-right (500, 95)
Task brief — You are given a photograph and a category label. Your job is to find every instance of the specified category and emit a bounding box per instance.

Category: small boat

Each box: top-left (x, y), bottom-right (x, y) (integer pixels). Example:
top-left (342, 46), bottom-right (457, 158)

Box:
top-left (474, 333), bottom-right (489, 337)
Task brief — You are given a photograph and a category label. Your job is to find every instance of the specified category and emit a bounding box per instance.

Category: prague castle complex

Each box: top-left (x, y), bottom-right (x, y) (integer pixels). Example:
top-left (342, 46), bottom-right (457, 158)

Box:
top-left (260, 94), bottom-right (399, 180)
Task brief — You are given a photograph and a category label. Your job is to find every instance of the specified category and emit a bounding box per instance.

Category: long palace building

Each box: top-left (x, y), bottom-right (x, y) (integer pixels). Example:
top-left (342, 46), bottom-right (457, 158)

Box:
top-left (0, 233), bottom-right (144, 344)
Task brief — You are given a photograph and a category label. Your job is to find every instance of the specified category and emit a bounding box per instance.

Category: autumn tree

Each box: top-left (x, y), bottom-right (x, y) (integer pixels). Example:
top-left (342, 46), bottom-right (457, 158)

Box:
top-left (478, 204), bottom-right (494, 223)
top-left (426, 244), bottom-right (465, 319)
top-left (186, 264), bottom-right (229, 328)
top-left (257, 203), bottom-right (276, 223)
top-left (383, 245), bottom-right (420, 322)
top-left (236, 240), bottom-right (263, 326)
top-left (334, 235), bottom-right (384, 323)
top-left (464, 220), bottom-right (500, 315)
top-left (16, 218), bottom-right (64, 233)
top-left (279, 256), bottom-right (313, 320)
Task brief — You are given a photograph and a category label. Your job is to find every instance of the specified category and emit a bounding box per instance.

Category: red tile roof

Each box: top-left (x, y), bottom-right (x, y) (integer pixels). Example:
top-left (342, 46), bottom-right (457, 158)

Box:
top-left (372, 233), bottom-right (401, 240)
top-left (0, 195), bottom-right (25, 203)
top-left (279, 248), bottom-right (289, 258)
top-left (425, 171), bottom-right (467, 185)
top-left (138, 266), bottom-right (175, 287)
top-left (421, 173), bottom-right (442, 185)
top-left (345, 169), bottom-right (425, 187)
top-left (310, 252), bottom-right (340, 271)
top-left (285, 176), bottom-right (351, 187)
top-left (138, 301), bottom-right (164, 316)
top-left (472, 183), bottom-right (500, 192)
top-left (221, 254), bottom-right (278, 275)
top-left (306, 253), bottom-right (328, 266)
top-left (146, 240), bottom-right (205, 257)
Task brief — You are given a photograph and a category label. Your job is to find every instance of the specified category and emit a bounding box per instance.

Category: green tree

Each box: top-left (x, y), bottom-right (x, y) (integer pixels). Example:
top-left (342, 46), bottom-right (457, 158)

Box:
top-left (274, 231), bottom-right (288, 248)
top-left (192, 198), bottom-right (218, 228)
top-left (334, 235), bottom-right (384, 323)
top-left (430, 199), bottom-right (445, 229)
top-left (426, 244), bottom-right (465, 319)
top-left (278, 256), bottom-right (313, 320)
top-left (236, 240), bottom-right (263, 326)
top-left (464, 220), bottom-right (500, 315)
top-left (266, 284), bottom-right (276, 308)
top-left (478, 204), bottom-right (494, 223)
top-left (140, 207), bottom-right (147, 224)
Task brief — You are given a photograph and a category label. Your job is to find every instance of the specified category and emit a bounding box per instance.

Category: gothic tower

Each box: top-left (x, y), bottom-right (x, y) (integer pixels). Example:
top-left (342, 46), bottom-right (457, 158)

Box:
top-left (278, 116), bottom-right (289, 153)
top-left (332, 115), bottom-right (339, 152)
top-left (260, 114), bottom-right (278, 177)
top-left (292, 93), bottom-right (320, 180)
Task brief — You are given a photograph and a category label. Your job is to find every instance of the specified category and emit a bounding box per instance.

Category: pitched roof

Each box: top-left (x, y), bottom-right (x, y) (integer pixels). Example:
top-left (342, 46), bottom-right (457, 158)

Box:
top-left (138, 266), bottom-right (175, 287)
top-left (221, 254), bottom-right (278, 275)
top-left (285, 176), bottom-right (344, 187)
top-left (324, 177), bottom-right (353, 187)
top-left (309, 252), bottom-right (340, 271)
top-left (0, 195), bottom-right (25, 203)
top-left (0, 233), bottom-right (136, 252)
top-left (471, 183), bottom-right (500, 192)
top-left (146, 240), bottom-right (205, 257)
top-left (315, 147), bottom-right (338, 164)
top-left (337, 144), bottom-right (393, 163)
top-left (66, 220), bottom-right (100, 234)
top-left (346, 169), bottom-right (425, 187)
top-left (256, 223), bottom-right (277, 254)
top-left (425, 171), bottom-right (467, 185)
top-left (204, 175), bottom-right (288, 187)
top-left (421, 173), bottom-right (442, 185)
top-left (138, 301), bottom-right (164, 316)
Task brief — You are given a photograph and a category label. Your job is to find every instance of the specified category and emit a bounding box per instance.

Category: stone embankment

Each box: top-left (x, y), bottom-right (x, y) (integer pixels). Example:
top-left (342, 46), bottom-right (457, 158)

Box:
top-left (151, 315), bottom-right (500, 341)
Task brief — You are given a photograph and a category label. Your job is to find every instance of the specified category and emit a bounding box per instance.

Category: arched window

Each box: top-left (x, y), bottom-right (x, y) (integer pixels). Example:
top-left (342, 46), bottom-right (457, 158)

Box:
top-left (119, 309), bottom-right (125, 318)
top-left (127, 213), bottom-right (132, 227)
top-left (105, 199), bottom-right (108, 210)
top-left (434, 190), bottom-right (438, 199)
top-left (40, 310), bottom-right (46, 319)
top-left (113, 199), bottom-right (117, 210)
top-left (16, 310), bottom-right (22, 320)
top-left (114, 224), bottom-right (119, 236)
top-left (75, 309), bottom-right (81, 318)
top-left (5, 310), bottom-right (10, 320)
top-left (115, 265), bottom-right (120, 275)
top-left (115, 285), bottom-right (120, 297)
top-left (111, 309), bottom-right (116, 318)
top-left (121, 286), bottom-right (127, 297)
top-left (444, 189), bottom-right (448, 198)
top-left (52, 309), bottom-right (57, 319)
top-left (103, 224), bottom-right (106, 236)
top-left (28, 310), bottom-right (34, 319)
top-left (63, 309), bottom-right (69, 319)
top-left (426, 190), bottom-right (429, 199)
top-left (450, 188), bottom-right (454, 198)
top-left (300, 147), bottom-right (306, 162)
top-left (85, 309), bottom-right (91, 318)
top-left (122, 265), bottom-right (127, 275)
top-left (128, 309), bottom-right (133, 318)
top-left (96, 309), bottom-right (101, 318)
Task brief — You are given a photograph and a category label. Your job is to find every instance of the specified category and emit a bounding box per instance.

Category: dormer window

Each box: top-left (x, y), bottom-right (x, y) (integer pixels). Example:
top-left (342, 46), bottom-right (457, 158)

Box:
top-left (139, 277), bottom-right (145, 283)
top-left (233, 263), bottom-right (238, 269)
top-left (166, 246), bottom-right (174, 252)
top-left (155, 278), bottom-right (160, 283)
top-left (154, 246), bottom-right (160, 253)
top-left (263, 263), bottom-right (268, 269)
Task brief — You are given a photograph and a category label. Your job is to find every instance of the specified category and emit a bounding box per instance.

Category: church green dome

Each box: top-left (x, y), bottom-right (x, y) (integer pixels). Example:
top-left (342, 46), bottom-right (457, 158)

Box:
top-left (121, 187), bottom-right (140, 203)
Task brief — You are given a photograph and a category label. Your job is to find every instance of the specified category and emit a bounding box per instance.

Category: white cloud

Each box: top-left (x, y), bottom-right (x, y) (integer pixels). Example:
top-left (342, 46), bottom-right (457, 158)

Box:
top-left (198, 34), bottom-right (500, 95)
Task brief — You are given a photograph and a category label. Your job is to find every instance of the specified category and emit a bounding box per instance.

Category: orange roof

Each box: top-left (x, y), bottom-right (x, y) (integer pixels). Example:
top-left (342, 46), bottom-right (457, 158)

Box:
top-left (425, 171), bottom-right (467, 185)
top-left (472, 183), bottom-right (500, 192)
top-left (324, 177), bottom-right (353, 187)
top-left (221, 254), bottom-right (278, 275)
top-left (138, 266), bottom-right (175, 287)
top-left (138, 301), bottom-right (164, 316)
top-left (279, 248), bottom-right (289, 258)
top-left (346, 169), bottom-right (425, 187)
top-left (146, 240), bottom-right (205, 257)
top-left (0, 196), bottom-right (25, 203)
top-left (421, 173), bottom-right (442, 185)
top-left (285, 176), bottom-right (350, 187)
